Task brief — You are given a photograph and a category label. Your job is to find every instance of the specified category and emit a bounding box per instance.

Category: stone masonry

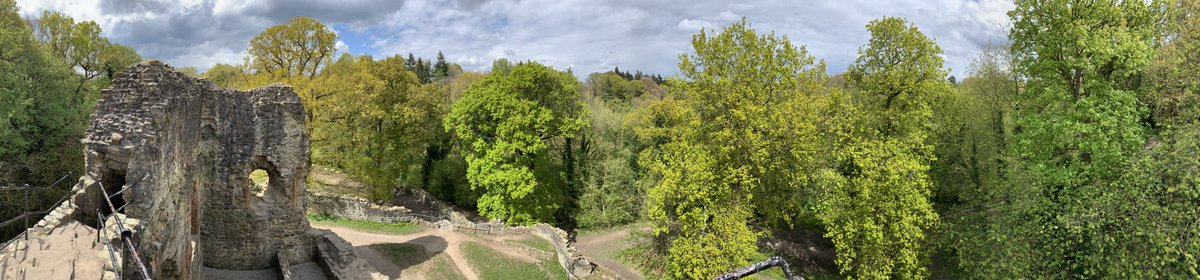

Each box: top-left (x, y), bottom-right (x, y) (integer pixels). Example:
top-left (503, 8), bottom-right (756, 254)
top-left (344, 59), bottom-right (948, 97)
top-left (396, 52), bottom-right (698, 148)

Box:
top-left (56, 61), bottom-right (375, 279)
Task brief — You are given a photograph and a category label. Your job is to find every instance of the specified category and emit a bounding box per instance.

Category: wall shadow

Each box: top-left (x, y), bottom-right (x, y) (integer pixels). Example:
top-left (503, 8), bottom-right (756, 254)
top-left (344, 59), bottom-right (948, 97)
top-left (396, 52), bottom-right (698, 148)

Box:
top-left (355, 235), bottom-right (449, 278)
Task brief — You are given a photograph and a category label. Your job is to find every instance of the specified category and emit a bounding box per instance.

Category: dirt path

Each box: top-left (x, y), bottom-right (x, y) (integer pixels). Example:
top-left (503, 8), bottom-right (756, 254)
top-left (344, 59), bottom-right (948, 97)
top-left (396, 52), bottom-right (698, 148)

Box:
top-left (314, 224), bottom-right (540, 280)
top-left (576, 227), bottom-right (644, 280)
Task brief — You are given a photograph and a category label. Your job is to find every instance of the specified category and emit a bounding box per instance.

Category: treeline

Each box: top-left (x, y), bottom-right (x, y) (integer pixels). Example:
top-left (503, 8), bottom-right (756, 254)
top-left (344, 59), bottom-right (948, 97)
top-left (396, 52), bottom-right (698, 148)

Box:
top-left (204, 1), bottom-right (1200, 278)
top-left (0, 0), bottom-right (141, 240)
top-left (623, 0), bottom-right (1200, 279)
top-left (4, 0), bottom-right (1198, 278)
top-left (204, 17), bottom-right (665, 231)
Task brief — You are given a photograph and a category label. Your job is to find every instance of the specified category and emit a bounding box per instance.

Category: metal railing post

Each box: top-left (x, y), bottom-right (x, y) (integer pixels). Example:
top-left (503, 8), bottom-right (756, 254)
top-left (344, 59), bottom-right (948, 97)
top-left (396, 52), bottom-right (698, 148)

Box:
top-left (23, 185), bottom-right (28, 240)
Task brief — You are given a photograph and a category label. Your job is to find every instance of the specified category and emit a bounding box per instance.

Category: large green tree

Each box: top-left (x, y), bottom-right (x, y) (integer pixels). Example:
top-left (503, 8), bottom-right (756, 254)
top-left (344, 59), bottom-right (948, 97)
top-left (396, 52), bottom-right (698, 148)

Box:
top-left (1102, 0), bottom-right (1200, 277)
top-left (982, 0), bottom-right (1163, 277)
top-left (444, 62), bottom-right (586, 225)
top-left (641, 19), bottom-right (831, 279)
top-left (819, 17), bottom-right (947, 279)
top-left (247, 16), bottom-right (336, 78)
top-left (0, 0), bottom-right (95, 240)
top-left (32, 11), bottom-right (140, 102)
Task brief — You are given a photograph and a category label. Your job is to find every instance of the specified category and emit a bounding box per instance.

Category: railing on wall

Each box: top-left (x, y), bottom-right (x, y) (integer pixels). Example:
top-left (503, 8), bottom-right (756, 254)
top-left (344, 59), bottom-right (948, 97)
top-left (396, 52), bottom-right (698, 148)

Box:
top-left (96, 181), bottom-right (152, 279)
top-left (0, 173), bottom-right (74, 251)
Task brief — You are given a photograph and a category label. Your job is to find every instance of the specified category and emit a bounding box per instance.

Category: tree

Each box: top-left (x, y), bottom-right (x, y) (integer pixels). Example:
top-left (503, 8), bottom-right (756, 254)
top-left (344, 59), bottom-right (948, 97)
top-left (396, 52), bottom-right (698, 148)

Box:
top-left (989, 0), bottom-right (1162, 277)
top-left (99, 44), bottom-right (141, 80)
top-left (936, 45), bottom-right (1028, 277)
top-left (246, 16), bottom-right (336, 78)
top-left (574, 79), bottom-right (645, 228)
top-left (1098, 0), bottom-right (1200, 277)
top-left (642, 19), bottom-right (831, 279)
top-left (821, 17), bottom-right (947, 279)
top-left (490, 58), bottom-right (512, 75)
top-left (585, 72), bottom-right (642, 101)
top-left (434, 51), bottom-right (449, 80)
top-left (0, 0), bottom-right (86, 239)
top-left (202, 63), bottom-right (247, 88)
top-left (444, 62), bottom-right (586, 225)
top-left (32, 11), bottom-right (137, 98)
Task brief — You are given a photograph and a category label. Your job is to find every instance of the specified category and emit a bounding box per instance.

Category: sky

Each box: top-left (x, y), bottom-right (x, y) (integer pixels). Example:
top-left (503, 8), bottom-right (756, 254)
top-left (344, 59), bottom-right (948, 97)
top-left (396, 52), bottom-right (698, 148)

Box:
top-left (14, 0), bottom-right (1016, 79)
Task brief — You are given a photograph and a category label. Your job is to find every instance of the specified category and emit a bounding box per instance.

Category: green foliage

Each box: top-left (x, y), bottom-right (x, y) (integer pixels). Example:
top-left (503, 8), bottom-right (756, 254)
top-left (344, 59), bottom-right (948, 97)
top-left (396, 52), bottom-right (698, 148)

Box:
top-left (585, 72), bottom-right (644, 101)
top-left (640, 18), bottom-right (832, 279)
top-left (445, 62), bottom-right (586, 225)
top-left (971, 0), bottom-right (1165, 277)
top-left (0, 1), bottom-right (91, 184)
top-left (1147, 0), bottom-right (1200, 128)
top-left (931, 45), bottom-right (1016, 205)
top-left (491, 58), bottom-right (513, 75)
top-left (202, 63), bottom-right (246, 88)
top-left (33, 11), bottom-right (140, 97)
top-left (573, 95), bottom-right (642, 228)
top-left (818, 17), bottom-right (946, 280)
top-left (0, 0), bottom-right (125, 241)
top-left (247, 16), bottom-right (336, 78)
top-left (936, 46), bottom-right (1033, 278)
top-left (1110, 124), bottom-right (1200, 277)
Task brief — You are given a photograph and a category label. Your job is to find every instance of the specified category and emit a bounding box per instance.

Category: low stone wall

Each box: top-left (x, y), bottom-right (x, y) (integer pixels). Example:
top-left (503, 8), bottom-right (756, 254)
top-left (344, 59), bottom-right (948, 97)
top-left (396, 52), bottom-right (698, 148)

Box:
top-left (308, 228), bottom-right (386, 280)
top-left (306, 190), bottom-right (596, 279)
top-left (308, 193), bottom-right (414, 222)
top-left (505, 224), bottom-right (597, 279)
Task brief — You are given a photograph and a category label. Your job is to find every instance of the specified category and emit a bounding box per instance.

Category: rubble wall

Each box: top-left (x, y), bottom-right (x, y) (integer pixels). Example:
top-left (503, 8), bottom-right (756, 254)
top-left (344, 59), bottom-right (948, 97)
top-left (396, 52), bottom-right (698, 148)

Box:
top-left (70, 61), bottom-right (317, 278)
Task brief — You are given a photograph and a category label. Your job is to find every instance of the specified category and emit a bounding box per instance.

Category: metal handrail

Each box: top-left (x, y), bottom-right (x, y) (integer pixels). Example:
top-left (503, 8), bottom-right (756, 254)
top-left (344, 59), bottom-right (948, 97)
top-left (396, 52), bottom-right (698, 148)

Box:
top-left (98, 210), bottom-right (123, 280)
top-left (0, 173), bottom-right (76, 252)
top-left (98, 181), bottom-right (152, 279)
top-left (0, 174), bottom-right (74, 191)
top-left (0, 213), bottom-right (28, 229)
top-left (713, 256), bottom-right (804, 280)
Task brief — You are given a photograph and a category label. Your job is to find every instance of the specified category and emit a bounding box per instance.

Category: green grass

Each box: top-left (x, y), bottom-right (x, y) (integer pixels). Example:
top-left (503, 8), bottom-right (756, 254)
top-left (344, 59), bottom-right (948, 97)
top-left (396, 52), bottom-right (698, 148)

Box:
top-left (370, 243), bottom-right (468, 280)
top-left (425, 253), bottom-right (469, 280)
top-left (462, 241), bottom-right (565, 280)
top-left (507, 236), bottom-right (554, 253)
top-left (250, 169), bottom-right (269, 186)
top-left (307, 214), bottom-right (424, 235)
top-left (370, 243), bottom-right (427, 267)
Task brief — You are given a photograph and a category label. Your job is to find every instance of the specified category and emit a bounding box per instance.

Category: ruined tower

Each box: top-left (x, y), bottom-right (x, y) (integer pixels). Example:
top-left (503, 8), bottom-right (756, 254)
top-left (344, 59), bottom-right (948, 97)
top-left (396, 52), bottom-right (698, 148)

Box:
top-left (66, 61), bottom-right (374, 279)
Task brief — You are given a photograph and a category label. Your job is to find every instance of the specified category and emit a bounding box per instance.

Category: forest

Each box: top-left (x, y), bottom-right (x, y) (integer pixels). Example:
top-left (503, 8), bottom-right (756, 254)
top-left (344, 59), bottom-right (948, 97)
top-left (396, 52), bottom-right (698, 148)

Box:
top-left (2, 0), bottom-right (1199, 279)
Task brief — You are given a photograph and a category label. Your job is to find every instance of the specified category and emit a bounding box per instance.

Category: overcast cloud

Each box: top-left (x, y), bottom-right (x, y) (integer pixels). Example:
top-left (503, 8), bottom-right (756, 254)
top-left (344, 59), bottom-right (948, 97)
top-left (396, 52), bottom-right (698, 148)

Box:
top-left (15, 0), bottom-right (1015, 78)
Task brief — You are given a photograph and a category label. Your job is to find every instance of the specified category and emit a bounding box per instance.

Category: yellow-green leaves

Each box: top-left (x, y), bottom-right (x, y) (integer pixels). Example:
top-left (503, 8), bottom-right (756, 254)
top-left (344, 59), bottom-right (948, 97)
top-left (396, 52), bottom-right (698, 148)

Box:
top-left (821, 16), bottom-right (947, 280)
top-left (849, 16), bottom-right (949, 139)
top-left (643, 19), bottom-right (832, 279)
top-left (247, 16), bottom-right (337, 78)
top-left (445, 62), bottom-right (585, 225)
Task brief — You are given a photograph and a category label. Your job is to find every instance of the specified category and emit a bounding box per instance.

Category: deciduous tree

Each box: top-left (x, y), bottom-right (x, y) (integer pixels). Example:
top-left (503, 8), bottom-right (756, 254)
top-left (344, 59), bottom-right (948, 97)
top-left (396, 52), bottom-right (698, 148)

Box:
top-left (247, 16), bottom-right (336, 78)
top-left (444, 62), bottom-right (586, 224)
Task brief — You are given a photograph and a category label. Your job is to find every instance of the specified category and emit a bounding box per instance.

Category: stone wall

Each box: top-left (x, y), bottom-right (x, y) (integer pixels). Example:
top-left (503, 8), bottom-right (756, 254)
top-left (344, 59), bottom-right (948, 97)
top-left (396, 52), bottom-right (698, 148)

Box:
top-left (504, 224), bottom-right (597, 280)
top-left (308, 189), bottom-right (597, 279)
top-left (55, 61), bottom-right (373, 279)
top-left (308, 193), bottom-right (415, 223)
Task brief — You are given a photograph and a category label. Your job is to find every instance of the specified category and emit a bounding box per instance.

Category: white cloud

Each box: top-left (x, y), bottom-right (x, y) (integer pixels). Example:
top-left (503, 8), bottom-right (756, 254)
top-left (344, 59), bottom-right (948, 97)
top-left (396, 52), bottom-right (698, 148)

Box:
top-left (677, 19), bottom-right (715, 32)
top-left (15, 0), bottom-right (1015, 78)
top-left (335, 40), bottom-right (349, 54)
